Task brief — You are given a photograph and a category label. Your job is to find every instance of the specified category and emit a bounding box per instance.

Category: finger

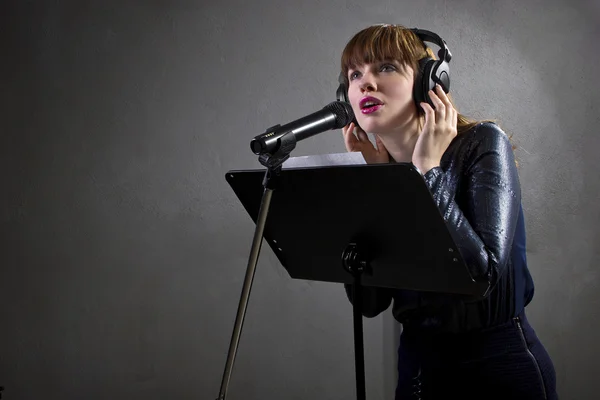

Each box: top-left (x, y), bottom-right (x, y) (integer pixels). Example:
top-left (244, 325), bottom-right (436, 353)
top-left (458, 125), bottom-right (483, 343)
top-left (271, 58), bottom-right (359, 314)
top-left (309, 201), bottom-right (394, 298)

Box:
top-left (435, 83), bottom-right (452, 105)
top-left (435, 84), bottom-right (455, 123)
top-left (342, 122), bottom-right (354, 136)
top-left (343, 123), bottom-right (359, 151)
top-left (342, 122), bottom-right (354, 147)
top-left (357, 129), bottom-right (369, 142)
top-left (375, 135), bottom-right (386, 152)
top-left (342, 122), bottom-right (358, 139)
top-left (420, 102), bottom-right (436, 129)
top-left (452, 108), bottom-right (458, 131)
top-left (429, 89), bottom-right (446, 118)
top-left (420, 102), bottom-right (434, 118)
top-left (353, 123), bottom-right (365, 135)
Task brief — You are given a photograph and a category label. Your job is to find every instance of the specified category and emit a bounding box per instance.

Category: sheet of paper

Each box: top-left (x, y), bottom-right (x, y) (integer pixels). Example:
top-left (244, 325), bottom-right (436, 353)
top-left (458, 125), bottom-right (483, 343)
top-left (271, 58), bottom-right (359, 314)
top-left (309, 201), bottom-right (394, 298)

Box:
top-left (282, 152), bottom-right (366, 169)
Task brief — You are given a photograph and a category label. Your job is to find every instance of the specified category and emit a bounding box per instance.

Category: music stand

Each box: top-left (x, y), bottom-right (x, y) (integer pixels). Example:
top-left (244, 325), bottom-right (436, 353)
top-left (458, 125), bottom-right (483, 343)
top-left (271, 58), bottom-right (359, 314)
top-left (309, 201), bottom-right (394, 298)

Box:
top-left (218, 160), bottom-right (489, 400)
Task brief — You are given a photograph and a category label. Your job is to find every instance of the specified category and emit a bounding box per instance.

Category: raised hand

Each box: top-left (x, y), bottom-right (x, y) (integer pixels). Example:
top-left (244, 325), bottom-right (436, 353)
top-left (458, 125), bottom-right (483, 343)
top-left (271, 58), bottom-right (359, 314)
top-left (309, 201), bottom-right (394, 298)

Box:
top-left (412, 84), bottom-right (458, 174)
top-left (342, 122), bottom-right (390, 164)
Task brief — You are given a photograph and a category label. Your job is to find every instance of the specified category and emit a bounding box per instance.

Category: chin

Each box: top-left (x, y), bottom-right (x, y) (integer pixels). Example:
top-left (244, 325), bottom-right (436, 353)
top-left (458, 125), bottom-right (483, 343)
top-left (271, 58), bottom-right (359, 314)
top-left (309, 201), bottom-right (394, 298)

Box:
top-left (358, 120), bottom-right (391, 135)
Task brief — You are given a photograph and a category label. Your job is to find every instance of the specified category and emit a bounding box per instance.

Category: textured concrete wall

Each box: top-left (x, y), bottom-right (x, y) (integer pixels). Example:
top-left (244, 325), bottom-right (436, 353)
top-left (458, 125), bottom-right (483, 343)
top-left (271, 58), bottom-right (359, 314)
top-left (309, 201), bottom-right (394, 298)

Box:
top-left (1, 1), bottom-right (599, 399)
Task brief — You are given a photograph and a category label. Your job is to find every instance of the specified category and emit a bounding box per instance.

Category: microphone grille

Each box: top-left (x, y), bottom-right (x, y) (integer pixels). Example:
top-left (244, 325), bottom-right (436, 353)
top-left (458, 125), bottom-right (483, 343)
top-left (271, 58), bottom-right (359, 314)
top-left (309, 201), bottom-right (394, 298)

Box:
top-left (324, 101), bottom-right (355, 129)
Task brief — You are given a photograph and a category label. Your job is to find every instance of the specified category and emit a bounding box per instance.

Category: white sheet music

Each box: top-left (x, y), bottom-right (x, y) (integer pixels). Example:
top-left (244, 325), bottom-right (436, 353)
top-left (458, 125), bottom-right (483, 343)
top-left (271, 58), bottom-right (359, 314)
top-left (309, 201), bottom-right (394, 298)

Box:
top-left (282, 152), bottom-right (366, 169)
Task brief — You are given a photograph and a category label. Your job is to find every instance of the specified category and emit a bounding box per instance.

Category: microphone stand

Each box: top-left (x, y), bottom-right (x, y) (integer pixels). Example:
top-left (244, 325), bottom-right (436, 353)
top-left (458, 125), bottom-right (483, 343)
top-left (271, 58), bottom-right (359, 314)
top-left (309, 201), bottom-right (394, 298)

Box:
top-left (216, 132), bottom-right (297, 400)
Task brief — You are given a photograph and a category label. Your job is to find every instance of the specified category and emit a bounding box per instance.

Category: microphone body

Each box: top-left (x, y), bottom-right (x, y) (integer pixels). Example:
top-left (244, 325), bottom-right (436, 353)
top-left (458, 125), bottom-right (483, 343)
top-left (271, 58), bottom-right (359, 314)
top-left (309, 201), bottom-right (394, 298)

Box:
top-left (251, 101), bottom-right (354, 155)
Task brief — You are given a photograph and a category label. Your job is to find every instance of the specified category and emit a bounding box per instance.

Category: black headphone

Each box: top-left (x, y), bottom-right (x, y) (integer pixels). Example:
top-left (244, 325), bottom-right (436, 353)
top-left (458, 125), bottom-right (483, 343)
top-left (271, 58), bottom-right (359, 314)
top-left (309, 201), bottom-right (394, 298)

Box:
top-left (336, 27), bottom-right (452, 123)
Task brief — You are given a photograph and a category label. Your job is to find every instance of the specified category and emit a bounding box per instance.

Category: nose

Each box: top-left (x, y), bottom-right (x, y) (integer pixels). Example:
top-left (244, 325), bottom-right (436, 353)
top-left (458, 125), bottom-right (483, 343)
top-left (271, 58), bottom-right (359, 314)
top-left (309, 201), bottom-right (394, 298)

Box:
top-left (359, 72), bottom-right (377, 93)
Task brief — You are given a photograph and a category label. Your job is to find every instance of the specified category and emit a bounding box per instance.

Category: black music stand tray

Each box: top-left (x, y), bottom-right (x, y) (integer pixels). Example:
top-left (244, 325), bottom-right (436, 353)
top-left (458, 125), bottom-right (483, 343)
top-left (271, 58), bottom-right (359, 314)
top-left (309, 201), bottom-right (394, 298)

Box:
top-left (223, 161), bottom-right (489, 400)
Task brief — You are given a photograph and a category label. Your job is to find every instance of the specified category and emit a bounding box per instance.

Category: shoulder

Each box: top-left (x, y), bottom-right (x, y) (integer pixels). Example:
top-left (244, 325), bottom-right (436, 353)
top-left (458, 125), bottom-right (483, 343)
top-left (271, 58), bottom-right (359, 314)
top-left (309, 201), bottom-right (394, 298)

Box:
top-left (442, 121), bottom-right (517, 175)
top-left (463, 122), bottom-right (511, 148)
top-left (450, 122), bottom-right (513, 157)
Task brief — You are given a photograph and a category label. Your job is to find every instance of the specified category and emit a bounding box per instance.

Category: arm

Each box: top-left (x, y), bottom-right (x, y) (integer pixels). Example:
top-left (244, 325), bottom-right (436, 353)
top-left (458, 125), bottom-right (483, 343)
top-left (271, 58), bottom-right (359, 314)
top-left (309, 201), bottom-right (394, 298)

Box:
top-left (423, 124), bottom-right (521, 297)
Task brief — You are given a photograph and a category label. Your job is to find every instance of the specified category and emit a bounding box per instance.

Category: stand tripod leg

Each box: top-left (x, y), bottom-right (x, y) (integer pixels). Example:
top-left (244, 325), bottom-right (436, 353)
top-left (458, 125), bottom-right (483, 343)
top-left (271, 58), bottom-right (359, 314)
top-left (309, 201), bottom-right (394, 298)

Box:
top-left (216, 187), bottom-right (273, 400)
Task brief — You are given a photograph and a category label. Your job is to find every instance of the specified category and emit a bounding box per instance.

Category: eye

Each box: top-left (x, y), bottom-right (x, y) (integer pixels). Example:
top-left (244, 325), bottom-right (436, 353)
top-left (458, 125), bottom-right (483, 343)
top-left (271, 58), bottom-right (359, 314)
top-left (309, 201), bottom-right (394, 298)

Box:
top-left (349, 70), bottom-right (361, 81)
top-left (380, 63), bottom-right (397, 72)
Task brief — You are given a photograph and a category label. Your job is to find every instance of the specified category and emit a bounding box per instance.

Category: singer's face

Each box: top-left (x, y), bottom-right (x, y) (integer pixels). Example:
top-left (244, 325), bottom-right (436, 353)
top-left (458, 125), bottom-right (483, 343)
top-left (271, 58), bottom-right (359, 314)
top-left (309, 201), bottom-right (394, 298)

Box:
top-left (346, 61), bottom-right (417, 134)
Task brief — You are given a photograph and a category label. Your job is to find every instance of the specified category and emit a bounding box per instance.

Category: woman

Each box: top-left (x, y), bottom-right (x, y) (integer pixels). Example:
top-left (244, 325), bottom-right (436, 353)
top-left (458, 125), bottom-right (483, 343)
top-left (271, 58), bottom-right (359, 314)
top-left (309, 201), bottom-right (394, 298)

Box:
top-left (340, 24), bottom-right (558, 399)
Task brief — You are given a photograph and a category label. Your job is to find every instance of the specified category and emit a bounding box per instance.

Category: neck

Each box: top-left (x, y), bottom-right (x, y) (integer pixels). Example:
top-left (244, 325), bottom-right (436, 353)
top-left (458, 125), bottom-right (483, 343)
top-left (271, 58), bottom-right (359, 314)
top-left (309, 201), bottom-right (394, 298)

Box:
top-left (377, 113), bottom-right (423, 163)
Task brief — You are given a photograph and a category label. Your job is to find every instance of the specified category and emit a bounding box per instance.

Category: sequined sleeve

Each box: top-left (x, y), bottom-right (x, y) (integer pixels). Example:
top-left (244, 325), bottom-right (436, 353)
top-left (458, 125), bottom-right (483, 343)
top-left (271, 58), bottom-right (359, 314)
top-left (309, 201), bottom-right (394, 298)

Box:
top-left (422, 123), bottom-right (521, 296)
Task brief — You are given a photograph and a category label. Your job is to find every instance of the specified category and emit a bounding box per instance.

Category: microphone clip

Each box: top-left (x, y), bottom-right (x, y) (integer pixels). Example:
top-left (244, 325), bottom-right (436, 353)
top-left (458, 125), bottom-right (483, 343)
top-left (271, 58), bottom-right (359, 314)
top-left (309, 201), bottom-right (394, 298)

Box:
top-left (257, 130), bottom-right (297, 189)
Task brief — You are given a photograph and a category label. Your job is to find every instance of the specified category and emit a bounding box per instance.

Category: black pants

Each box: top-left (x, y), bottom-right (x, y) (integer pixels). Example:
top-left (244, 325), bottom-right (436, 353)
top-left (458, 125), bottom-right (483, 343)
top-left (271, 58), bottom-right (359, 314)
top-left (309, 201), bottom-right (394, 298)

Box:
top-left (395, 312), bottom-right (557, 399)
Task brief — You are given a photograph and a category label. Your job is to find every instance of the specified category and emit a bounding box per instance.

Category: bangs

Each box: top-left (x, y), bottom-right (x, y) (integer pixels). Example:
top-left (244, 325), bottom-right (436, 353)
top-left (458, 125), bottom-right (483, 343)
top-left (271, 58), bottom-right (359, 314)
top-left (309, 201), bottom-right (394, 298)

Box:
top-left (340, 25), bottom-right (427, 80)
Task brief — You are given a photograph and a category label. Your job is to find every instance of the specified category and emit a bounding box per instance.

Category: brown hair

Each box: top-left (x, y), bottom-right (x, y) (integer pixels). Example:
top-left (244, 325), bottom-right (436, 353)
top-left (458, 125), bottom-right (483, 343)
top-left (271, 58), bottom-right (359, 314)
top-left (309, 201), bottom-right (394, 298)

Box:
top-left (340, 24), bottom-right (495, 136)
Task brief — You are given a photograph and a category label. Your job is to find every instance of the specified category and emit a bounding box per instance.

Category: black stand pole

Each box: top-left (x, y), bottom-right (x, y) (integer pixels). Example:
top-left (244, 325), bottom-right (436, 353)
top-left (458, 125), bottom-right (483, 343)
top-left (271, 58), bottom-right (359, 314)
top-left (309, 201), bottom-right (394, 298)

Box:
top-left (216, 133), bottom-right (297, 400)
top-left (342, 243), bottom-right (372, 400)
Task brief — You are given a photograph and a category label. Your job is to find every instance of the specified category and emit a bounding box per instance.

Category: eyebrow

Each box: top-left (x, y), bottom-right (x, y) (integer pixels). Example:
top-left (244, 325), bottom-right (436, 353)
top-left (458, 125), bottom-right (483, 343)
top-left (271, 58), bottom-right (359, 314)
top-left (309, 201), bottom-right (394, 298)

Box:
top-left (348, 60), bottom-right (403, 72)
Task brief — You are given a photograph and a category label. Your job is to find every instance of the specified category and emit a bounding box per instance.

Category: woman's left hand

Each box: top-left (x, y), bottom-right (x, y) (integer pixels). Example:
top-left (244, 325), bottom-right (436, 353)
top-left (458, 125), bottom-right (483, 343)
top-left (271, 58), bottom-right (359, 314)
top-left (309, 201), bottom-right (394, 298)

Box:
top-left (412, 84), bottom-right (458, 174)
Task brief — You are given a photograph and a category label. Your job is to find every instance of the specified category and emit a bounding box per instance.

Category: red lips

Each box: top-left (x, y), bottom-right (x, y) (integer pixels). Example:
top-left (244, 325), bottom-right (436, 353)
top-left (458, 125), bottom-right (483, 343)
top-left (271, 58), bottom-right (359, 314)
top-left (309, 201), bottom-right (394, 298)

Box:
top-left (359, 96), bottom-right (383, 109)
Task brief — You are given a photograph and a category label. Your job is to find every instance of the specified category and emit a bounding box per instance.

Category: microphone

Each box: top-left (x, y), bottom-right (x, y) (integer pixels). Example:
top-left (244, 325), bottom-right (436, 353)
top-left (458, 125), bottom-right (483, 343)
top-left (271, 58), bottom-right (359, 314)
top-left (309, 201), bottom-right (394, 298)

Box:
top-left (250, 101), bottom-right (354, 155)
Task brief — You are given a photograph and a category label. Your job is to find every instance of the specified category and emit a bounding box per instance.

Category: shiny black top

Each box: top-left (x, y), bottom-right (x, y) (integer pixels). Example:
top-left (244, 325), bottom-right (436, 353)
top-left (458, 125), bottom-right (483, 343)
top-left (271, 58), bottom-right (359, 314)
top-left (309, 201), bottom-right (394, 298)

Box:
top-left (345, 122), bottom-right (535, 334)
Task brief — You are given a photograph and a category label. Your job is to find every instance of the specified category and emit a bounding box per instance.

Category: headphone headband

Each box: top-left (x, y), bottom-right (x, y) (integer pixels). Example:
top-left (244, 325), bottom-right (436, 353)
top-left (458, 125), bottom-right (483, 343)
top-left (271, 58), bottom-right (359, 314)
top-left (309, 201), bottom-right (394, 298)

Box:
top-left (410, 28), bottom-right (452, 63)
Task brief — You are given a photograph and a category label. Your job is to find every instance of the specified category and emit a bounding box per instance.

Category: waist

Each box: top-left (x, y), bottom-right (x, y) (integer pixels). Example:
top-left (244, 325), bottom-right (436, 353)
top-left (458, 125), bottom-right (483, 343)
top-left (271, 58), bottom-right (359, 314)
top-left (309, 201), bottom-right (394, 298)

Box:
top-left (395, 271), bottom-right (523, 334)
top-left (401, 311), bottom-right (532, 363)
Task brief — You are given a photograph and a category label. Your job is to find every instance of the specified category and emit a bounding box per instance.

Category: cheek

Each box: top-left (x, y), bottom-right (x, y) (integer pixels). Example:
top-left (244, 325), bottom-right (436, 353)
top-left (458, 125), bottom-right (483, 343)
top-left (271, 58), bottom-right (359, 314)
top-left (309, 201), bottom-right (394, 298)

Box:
top-left (404, 80), bottom-right (416, 99)
top-left (347, 86), bottom-right (360, 106)
top-left (394, 83), bottom-right (415, 104)
top-left (347, 89), bottom-right (363, 113)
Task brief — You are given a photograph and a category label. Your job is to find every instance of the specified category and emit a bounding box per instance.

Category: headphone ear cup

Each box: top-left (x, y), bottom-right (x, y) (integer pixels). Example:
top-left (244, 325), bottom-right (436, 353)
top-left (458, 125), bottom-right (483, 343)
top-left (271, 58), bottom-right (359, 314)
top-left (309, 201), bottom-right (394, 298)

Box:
top-left (336, 72), bottom-right (359, 126)
top-left (336, 71), bottom-right (349, 103)
top-left (415, 58), bottom-right (451, 110)
top-left (414, 57), bottom-right (434, 110)
top-left (336, 83), bottom-right (349, 103)
top-left (432, 60), bottom-right (450, 93)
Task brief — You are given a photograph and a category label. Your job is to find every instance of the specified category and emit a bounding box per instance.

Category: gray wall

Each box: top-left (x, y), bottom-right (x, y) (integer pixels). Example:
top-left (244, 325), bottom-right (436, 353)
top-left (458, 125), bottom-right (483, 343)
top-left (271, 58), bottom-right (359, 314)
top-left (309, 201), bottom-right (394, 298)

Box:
top-left (1, 0), bottom-right (599, 399)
